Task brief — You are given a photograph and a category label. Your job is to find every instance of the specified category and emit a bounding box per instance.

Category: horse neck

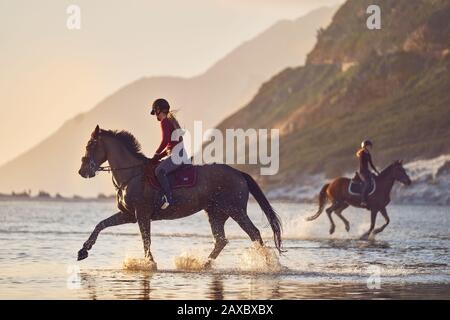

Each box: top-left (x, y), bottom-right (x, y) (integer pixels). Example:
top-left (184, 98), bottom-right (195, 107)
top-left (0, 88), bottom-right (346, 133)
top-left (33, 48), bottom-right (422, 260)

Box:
top-left (103, 137), bottom-right (144, 185)
top-left (376, 166), bottom-right (396, 197)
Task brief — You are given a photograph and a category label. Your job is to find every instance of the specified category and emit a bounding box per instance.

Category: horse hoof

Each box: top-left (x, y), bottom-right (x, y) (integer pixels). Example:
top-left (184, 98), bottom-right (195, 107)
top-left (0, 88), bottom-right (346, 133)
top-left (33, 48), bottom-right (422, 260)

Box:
top-left (345, 225), bottom-right (350, 232)
top-left (77, 248), bottom-right (88, 261)
top-left (203, 259), bottom-right (213, 270)
top-left (329, 227), bottom-right (335, 235)
top-left (147, 261), bottom-right (158, 271)
top-left (359, 234), bottom-right (369, 241)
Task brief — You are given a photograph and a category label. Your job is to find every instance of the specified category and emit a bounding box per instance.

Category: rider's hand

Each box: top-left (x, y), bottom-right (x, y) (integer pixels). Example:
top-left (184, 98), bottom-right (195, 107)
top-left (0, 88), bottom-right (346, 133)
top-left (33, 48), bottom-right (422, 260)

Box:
top-left (150, 155), bottom-right (159, 164)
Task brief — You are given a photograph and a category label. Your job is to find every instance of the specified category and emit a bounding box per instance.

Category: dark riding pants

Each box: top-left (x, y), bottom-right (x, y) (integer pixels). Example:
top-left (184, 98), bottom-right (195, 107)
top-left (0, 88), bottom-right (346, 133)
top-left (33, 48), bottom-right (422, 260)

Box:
top-left (359, 171), bottom-right (371, 203)
top-left (155, 147), bottom-right (187, 202)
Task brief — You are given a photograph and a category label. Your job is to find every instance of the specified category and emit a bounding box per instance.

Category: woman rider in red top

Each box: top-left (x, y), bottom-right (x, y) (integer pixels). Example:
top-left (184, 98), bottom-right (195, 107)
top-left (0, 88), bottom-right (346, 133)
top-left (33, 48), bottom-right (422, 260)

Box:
top-left (150, 98), bottom-right (187, 209)
top-left (356, 140), bottom-right (380, 207)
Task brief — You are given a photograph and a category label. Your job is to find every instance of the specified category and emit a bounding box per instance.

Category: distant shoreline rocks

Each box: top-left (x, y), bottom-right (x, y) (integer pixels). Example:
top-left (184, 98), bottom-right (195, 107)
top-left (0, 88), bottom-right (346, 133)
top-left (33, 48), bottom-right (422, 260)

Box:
top-left (0, 191), bottom-right (115, 202)
top-left (267, 155), bottom-right (450, 206)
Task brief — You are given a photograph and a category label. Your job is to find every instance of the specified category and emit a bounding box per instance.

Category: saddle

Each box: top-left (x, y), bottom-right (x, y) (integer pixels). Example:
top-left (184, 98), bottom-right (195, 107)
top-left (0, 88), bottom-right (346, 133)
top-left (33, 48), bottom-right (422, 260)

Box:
top-left (144, 161), bottom-right (198, 190)
top-left (348, 172), bottom-right (376, 196)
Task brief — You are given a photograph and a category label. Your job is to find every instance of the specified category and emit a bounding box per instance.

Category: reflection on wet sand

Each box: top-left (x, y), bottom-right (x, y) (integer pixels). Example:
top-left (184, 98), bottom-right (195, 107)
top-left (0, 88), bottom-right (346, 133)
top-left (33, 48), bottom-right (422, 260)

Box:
top-left (77, 269), bottom-right (450, 300)
top-left (207, 275), bottom-right (224, 300)
top-left (80, 271), bottom-right (154, 300)
top-left (80, 273), bottom-right (97, 300)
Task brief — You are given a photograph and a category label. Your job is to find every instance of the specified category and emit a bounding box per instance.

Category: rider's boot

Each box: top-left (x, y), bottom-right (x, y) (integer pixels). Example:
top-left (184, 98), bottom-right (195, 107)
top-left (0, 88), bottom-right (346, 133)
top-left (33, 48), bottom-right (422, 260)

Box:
top-left (156, 171), bottom-right (173, 209)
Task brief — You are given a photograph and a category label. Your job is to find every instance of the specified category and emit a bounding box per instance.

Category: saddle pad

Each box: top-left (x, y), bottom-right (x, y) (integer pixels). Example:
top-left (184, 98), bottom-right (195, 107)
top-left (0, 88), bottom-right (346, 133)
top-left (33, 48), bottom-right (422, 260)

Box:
top-left (145, 164), bottom-right (198, 190)
top-left (348, 178), bottom-right (376, 196)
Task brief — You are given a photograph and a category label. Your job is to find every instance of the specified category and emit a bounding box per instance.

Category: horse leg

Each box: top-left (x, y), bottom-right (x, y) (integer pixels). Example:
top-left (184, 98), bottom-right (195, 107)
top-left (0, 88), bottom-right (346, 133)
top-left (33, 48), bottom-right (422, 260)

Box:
top-left (136, 206), bottom-right (157, 268)
top-left (373, 207), bottom-right (390, 234)
top-left (231, 209), bottom-right (278, 268)
top-left (204, 211), bottom-right (229, 269)
top-left (230, 209), bottom-right (264, 246)
top-left (334, 203), bottom-right (350, 232)
top-left (77, 211), bottom-right (136, 261)
top-left (326, 202), bottom-right (339, 235)
top-left (360, 209), bottom-right (378, 240)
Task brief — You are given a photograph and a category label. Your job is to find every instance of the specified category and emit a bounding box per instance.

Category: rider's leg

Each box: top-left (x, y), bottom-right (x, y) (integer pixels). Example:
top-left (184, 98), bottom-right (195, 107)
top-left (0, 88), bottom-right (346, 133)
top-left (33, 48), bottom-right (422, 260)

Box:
top-left (155, 158), bottom-right (179, 209)
top-left (155, 168), bottom-right (172, 209)
top-left (361, 183), bottom-right (368, 206)
top-left (360, 172), bottom-right (370, 207)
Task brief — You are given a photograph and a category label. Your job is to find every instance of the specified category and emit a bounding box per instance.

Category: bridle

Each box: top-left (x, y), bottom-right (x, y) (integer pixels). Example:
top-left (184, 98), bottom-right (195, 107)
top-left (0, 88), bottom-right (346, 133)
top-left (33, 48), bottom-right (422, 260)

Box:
top-left (83, 138), bottom-right (147, 192)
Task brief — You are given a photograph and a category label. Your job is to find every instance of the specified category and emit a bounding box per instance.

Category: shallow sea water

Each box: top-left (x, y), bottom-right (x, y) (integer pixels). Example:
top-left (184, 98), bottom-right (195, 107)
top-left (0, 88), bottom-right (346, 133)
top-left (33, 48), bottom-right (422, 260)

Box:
top-left (0, 200), bottom-right (448, 299)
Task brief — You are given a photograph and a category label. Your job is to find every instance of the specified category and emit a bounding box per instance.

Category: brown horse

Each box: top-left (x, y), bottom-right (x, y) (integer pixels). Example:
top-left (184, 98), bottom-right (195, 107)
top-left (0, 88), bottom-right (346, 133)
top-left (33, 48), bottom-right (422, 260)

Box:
top-left (306, 160), bottom-right (411, 240)
top-left (77, 125), bottom-right (282, 268)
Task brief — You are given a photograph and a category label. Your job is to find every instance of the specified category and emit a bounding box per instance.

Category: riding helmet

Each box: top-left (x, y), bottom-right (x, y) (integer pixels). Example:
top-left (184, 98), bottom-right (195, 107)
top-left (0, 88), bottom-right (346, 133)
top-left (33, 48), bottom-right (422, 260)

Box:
top-left (151, 98), bottom-right (170, 115)
top-left (361, 140), bottom-right (373, 148)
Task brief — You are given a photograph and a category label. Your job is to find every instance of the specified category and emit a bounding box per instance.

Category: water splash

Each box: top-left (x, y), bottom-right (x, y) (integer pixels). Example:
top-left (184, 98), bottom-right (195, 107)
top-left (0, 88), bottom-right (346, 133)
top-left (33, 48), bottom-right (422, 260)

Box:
top-left (279, 208), bottom-right (355, 240)
top-left (174, 250), bottom-right (208, 271)
top-left (123, 257), bottom-right (157, 271)
top-left (238, 242), bottom-right (283, 273)
top-left (281, 214), bottom-right (323, 239)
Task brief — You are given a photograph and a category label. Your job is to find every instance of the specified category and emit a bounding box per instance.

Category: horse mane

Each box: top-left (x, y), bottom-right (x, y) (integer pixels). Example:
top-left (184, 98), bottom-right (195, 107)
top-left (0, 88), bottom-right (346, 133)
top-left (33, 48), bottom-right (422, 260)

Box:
top-left (100, 129), bottom-right (148, 161)
top-left (379, 161), bottom-right (400, 178)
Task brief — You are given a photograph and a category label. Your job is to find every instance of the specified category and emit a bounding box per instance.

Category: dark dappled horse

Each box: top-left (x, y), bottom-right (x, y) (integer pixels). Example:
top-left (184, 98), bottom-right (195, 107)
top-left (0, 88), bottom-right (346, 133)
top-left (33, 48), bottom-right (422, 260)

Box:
top-left (77, 125), bottom-right (282, 269)
top-left (306, 161), bottom-right (411, 239)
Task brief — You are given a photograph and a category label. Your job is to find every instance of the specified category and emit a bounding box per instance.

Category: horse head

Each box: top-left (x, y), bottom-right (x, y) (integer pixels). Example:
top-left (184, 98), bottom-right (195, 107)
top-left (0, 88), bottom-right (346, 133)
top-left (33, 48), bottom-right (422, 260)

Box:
top-left (78, 125), bottom-right (108, 178)
top-left (391, 160), bottom-right (412, 186)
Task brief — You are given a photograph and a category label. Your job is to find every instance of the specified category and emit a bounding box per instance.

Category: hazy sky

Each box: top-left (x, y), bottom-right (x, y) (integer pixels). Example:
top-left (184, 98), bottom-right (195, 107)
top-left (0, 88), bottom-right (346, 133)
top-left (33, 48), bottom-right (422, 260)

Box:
top-left (0, 0), bottom-right (343, 166)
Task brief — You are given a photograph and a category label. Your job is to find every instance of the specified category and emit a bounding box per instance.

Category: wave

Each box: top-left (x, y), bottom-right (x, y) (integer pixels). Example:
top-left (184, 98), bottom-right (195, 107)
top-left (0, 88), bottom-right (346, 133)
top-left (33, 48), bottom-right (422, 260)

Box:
top-left (0, 228), bottom-right (212, 239)
top-left (1, 226), bottom-right (448, 248)
top-left (0, 228), bottom-right (343, 242)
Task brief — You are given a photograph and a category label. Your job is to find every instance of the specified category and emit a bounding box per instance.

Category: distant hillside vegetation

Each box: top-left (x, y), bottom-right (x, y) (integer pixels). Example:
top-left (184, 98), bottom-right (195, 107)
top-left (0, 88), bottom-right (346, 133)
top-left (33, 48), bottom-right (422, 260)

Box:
top-left (213, 0), bottom-right (450, 187)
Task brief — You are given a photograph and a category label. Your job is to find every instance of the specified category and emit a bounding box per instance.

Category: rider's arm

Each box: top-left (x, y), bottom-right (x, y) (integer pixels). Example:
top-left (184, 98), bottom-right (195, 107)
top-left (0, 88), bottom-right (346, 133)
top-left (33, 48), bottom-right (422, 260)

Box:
top-left (368, 154), bottom-right (380, 175)
top-left (154, 119), bottom-right (171, 158)
top-left (153, 149), bottom-right (168, 161)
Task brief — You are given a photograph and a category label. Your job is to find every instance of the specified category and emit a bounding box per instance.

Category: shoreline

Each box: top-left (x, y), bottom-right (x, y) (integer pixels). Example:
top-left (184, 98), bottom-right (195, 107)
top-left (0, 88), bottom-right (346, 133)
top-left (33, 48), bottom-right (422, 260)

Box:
top-left (0, 196), bottom-right (115, 203)
top-left (1, 196), bottom-right (449, 207)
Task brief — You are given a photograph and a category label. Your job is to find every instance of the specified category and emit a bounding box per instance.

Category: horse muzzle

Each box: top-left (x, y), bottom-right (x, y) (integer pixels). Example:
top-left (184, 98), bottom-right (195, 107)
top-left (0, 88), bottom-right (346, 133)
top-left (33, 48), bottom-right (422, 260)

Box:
top-left (78, 169), bottom-right (95, 179)
top-left (404, 178), bottom-right (412, 186)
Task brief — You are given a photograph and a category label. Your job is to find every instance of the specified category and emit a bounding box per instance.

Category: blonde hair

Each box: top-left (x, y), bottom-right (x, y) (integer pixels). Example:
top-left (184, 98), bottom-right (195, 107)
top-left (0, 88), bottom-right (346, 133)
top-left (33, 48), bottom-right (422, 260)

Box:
top-left (356, 148), bottom-right (365, 157)
top-left (166, 110), bottom-right (181, 130)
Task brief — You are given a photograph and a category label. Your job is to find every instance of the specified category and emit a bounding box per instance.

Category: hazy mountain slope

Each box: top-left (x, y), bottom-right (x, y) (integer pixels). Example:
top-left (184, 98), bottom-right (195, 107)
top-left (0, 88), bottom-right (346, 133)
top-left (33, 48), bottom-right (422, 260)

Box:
top-left (212, 0), bottom-right (450, 187)
top-left (0, 7), bottom-right (337, 196)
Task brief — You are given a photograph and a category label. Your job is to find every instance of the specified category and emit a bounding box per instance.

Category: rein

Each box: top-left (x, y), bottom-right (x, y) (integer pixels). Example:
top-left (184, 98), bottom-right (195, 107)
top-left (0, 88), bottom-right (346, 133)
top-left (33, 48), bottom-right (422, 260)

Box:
top-left (97, 163), bottom-right (144, 173)
top-left (96, 161), bottom-right (148, 192)
top-left (111, 172), bottom-right (143, 192)
top-left (84, 136), bottom-right (154, 192)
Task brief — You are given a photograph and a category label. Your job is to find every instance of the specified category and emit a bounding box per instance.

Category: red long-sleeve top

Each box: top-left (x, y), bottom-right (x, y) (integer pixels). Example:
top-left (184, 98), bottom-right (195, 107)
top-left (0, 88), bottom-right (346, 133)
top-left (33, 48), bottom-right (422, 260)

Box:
top-left (154, 118), bottom-right (182, 160)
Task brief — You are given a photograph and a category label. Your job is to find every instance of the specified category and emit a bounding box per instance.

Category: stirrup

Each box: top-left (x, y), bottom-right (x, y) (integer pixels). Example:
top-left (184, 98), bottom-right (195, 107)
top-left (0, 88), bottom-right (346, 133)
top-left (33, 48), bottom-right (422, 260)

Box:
top-left (161, 195), bottom-right (170, 210)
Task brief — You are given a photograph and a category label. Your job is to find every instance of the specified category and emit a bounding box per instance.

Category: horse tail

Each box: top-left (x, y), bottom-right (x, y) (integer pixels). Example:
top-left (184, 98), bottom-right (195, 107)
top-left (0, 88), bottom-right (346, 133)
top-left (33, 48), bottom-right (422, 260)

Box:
top-left (306, 183), bottom-right (329, 221)
top-left (240, 172), bottom-right (283, 254)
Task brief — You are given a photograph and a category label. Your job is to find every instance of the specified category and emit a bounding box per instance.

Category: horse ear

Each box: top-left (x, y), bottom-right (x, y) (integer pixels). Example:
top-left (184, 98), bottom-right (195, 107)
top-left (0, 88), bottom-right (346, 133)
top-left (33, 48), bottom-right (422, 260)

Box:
top-left (399, 159), bottom-right (403, 164)
top-left (92, 125), bottom-right (100, 139)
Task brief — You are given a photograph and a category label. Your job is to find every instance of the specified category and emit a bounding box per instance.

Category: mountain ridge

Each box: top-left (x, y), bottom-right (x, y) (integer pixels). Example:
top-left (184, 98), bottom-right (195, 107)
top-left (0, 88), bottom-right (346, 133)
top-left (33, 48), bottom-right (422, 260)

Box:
top-left (0, 7), bottom-right (338, 196)
top-left (211, 0), bottom-right (450, 188)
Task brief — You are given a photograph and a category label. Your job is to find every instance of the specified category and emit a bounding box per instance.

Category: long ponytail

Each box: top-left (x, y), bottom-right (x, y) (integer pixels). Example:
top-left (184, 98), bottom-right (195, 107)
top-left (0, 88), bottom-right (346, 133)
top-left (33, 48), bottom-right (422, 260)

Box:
top-left (167, 111), bottom-right (181, 130)
top-left (356, 148), bottom-right (365, 157)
